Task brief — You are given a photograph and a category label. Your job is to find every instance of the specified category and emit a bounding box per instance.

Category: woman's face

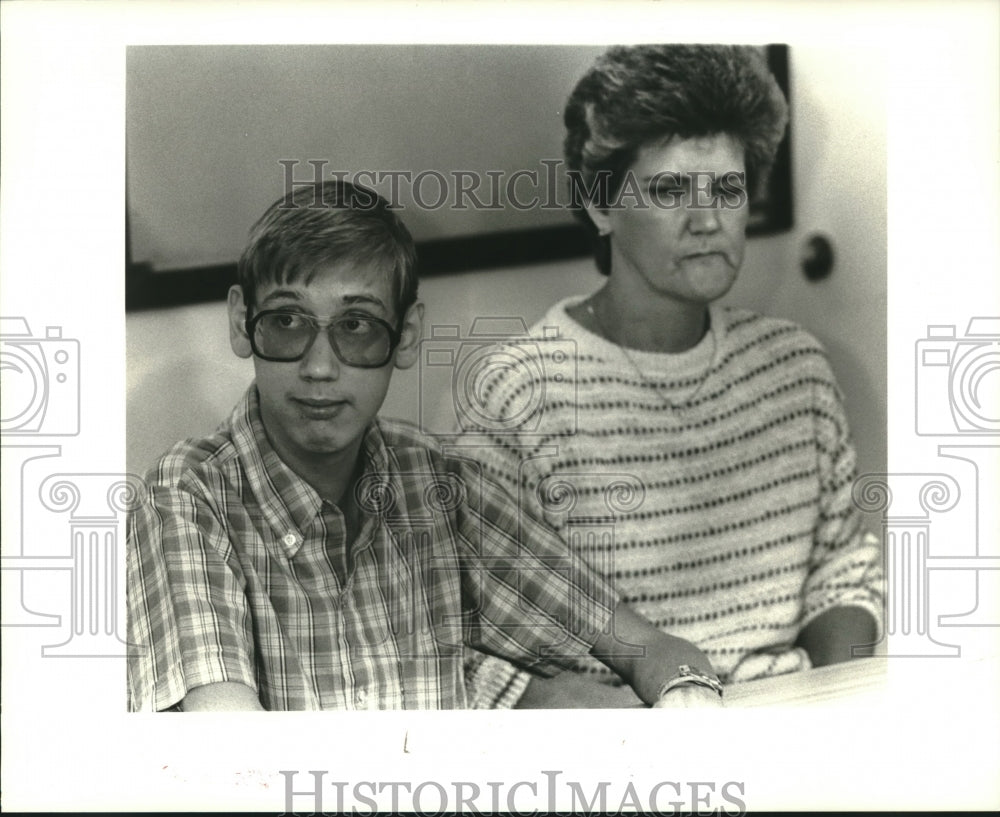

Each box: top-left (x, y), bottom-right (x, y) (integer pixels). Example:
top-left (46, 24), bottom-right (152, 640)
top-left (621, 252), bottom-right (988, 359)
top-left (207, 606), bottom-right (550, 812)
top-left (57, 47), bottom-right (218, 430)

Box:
top-left (591, 132), bottom-right (749, 308)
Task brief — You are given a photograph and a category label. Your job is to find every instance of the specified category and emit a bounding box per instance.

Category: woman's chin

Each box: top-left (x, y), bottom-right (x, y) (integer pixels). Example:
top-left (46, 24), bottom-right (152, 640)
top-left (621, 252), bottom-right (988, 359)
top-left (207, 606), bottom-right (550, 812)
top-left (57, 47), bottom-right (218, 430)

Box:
top-left (680, 263), bottom-right (738, 303)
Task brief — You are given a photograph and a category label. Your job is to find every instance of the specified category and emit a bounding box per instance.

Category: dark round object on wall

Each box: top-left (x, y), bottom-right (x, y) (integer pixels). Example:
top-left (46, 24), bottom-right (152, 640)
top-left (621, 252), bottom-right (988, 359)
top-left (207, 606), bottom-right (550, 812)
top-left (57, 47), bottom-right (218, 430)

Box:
top-left (801, 234), bottom-right (835, 281)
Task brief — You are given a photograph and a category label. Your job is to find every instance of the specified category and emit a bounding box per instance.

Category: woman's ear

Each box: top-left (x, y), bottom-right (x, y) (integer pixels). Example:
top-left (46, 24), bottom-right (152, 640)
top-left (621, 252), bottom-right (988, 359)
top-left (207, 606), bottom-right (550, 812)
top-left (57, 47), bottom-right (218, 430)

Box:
top-left (227, 285), bottom-right (253, 359)
top-left (393, 301), bottom-right (424, 370)
top-left (584, 203), bottom-right (613, 238)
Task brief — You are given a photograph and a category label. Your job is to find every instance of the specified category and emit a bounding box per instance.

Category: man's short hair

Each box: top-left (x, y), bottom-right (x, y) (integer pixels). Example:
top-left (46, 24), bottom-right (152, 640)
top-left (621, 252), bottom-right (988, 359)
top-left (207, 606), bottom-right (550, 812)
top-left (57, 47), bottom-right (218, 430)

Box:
top-left (237, 180), bottom-right (418, 319)
top-left (564, 44), bottom-right (789, 275)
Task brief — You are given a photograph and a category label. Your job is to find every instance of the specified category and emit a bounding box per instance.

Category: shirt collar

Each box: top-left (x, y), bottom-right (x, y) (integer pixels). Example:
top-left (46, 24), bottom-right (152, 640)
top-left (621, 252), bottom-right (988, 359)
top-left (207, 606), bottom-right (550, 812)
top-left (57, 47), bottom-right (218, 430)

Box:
top-left (230, 385), bottom-right (390, 558)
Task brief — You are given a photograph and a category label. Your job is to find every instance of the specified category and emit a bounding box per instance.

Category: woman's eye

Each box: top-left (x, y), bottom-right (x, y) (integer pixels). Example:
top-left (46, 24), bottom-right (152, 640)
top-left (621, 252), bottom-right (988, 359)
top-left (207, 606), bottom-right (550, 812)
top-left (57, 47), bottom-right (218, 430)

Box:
top-left (653, 185), bottom-right (687, 202)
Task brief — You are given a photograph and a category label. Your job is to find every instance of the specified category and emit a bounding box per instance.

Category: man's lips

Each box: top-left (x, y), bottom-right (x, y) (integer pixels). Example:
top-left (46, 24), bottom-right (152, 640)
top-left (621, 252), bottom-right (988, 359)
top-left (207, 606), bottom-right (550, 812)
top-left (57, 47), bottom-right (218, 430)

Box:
top-left (295, 397), bottom-right (344, 406)
top-left (292, 397), bottom-right (348, 417)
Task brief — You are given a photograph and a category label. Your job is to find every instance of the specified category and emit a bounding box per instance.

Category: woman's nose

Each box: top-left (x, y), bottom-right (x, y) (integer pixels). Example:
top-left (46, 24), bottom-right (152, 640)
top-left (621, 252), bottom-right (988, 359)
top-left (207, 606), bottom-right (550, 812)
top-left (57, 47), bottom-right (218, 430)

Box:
top-left (687, 205), bottom-right (721, 234)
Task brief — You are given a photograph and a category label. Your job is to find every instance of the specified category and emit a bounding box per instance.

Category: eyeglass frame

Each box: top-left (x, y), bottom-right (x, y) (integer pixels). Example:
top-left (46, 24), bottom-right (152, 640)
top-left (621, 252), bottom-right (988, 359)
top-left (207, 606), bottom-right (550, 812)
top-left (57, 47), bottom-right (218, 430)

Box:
top-left (244, 307), bottom-right (403, 368)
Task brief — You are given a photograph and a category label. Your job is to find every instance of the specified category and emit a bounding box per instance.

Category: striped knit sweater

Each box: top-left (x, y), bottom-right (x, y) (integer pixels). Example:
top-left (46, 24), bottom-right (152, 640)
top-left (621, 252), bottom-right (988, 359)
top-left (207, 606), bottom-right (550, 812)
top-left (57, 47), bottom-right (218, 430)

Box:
top-left (462, 297), bottom-right (883, 707)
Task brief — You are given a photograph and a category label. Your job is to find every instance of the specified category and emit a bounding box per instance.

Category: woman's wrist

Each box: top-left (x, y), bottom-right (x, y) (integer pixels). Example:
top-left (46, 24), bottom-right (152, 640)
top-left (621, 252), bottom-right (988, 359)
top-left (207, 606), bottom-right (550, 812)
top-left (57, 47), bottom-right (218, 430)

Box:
top-left (630, 631), bottom-right (721, 705)
top-left (655, 664), bottom-right (724, 702)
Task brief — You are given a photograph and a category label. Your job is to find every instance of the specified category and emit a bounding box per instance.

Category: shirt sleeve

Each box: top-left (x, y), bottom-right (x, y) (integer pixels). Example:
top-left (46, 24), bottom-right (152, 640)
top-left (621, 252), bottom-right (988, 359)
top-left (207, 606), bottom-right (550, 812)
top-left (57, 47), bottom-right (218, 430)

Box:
top-left (127, 477), bottom-right (258, 712)
top-left (801, 359), bottom-right (885, 635)
top-left (447, 455), bottom-right (619, 686)
top-left (452, 437), bottom-right (559, 708)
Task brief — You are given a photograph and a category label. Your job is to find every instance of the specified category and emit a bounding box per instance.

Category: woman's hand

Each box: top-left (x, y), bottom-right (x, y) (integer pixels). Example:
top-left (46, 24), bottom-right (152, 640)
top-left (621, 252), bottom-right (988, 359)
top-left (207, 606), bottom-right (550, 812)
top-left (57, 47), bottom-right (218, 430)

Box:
top-left (516, 672), bottom-right (644, 709)
top-left (652, 683), bottom-right (725, 708)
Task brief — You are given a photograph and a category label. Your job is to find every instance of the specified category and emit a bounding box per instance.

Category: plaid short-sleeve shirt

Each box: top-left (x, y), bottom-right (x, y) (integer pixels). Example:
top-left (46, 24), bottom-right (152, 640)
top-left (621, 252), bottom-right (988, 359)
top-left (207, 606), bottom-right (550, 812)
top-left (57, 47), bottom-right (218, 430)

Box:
top-left (127, 386), bottom-right (618, 710)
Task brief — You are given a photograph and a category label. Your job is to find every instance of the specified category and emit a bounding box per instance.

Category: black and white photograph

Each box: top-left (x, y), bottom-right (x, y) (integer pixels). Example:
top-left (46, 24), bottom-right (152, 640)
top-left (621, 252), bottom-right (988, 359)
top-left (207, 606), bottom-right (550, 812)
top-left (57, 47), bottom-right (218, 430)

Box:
top-left (1, 1), bottom-right (998, 813)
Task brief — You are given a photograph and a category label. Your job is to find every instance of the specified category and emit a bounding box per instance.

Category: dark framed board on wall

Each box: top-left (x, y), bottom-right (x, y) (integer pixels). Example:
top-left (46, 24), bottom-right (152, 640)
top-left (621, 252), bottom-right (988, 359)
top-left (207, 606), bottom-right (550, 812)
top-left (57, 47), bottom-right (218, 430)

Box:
top-left (125, 44), bottom-right (791, 310)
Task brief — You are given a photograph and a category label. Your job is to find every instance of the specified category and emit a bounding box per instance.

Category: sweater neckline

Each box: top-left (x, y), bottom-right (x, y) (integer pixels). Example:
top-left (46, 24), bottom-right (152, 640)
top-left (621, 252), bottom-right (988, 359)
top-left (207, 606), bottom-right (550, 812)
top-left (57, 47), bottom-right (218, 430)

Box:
top-left (555, 295), bottom-right (724, 363)
top-left (549, 295), bottom-right (726, 408)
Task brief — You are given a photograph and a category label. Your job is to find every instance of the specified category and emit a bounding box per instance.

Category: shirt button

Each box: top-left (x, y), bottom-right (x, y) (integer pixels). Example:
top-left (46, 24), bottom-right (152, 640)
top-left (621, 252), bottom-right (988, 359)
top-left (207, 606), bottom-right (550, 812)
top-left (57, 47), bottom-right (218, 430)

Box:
top-left (355, 689), bottom-right (368, 706)
top-left (282, 532), bottom-right (299, 547)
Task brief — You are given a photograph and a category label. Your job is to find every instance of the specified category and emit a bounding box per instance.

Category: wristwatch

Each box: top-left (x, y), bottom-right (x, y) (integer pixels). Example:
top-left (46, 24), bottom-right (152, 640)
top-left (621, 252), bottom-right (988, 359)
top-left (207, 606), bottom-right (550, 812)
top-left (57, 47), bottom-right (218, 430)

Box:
top-left (656, 664), bottom-right (724, 700)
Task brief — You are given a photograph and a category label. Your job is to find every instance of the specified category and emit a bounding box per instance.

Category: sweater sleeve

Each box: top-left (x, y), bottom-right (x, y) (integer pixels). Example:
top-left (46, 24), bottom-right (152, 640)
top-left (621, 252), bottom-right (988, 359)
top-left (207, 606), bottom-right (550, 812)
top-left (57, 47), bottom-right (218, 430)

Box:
top-left (801, 357), bottom-right (885, 634)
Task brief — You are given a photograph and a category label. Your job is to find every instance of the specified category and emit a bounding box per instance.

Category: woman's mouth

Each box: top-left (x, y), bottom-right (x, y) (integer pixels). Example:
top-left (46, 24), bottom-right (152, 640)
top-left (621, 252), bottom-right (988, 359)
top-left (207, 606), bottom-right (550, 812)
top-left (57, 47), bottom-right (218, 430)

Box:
top-left (683, 250), bottom-right (727, 262)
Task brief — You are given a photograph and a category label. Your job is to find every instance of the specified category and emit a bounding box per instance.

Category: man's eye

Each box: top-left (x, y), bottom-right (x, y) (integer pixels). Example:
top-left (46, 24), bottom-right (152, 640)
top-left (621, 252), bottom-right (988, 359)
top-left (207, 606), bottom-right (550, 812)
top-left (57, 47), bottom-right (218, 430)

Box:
top-left (340, 317), bottom-right (375, 335)
top-left (273, 313), bottom-right (308, 330)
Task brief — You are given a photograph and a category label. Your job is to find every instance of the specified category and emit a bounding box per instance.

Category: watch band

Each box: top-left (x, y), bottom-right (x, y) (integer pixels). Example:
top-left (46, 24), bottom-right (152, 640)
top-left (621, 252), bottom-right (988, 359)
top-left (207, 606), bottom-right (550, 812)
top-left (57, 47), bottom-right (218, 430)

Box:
top-left (656, 664), bottom-right (724, 700)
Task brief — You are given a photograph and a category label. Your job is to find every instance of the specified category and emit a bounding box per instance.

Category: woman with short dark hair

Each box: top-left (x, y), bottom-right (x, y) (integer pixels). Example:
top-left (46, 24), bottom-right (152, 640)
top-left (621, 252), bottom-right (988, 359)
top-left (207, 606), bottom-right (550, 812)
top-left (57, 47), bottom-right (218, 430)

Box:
top-left (464, 44), bottom-right (882, 709)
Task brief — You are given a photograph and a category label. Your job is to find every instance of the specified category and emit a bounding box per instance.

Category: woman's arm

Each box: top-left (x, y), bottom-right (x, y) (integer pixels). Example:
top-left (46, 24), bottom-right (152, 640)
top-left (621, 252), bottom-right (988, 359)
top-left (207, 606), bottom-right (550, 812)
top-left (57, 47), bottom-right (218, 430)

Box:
top-left (588, 601), bottom-right (723, 708)
top-left (795, 605), bottom-right (878, 667)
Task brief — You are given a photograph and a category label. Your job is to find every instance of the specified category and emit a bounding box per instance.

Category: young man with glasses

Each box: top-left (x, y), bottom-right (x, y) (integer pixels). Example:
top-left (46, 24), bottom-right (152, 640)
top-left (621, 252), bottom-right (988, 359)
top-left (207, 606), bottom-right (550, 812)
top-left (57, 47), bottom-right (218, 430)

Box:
top-left (126, 179), bottom-right (723, 711)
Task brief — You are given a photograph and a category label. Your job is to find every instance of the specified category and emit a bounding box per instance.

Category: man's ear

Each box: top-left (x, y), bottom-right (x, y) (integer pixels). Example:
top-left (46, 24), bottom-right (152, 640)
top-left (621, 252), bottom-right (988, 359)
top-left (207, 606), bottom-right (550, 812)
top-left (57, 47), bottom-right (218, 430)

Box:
top-left (393, 301), bottom-right (424, 370)
top-left (227, 285), bottom-right (253, 359)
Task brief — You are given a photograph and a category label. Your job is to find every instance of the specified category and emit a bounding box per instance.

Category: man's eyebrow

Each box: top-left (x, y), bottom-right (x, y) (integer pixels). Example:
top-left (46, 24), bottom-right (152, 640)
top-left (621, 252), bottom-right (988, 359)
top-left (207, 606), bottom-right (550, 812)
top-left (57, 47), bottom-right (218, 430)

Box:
top-left (257, 291), bottom-right (388, 311)
top-left (341, 294), bottom-right (389, 311)
top-left (259, 289), bottom-right (303, 305)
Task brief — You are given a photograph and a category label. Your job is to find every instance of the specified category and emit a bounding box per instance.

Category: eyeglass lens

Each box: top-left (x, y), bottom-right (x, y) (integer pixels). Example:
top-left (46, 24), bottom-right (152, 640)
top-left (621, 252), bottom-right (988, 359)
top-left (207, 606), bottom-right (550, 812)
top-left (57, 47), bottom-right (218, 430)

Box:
top-left (253, 312), bottom-right (392, 365)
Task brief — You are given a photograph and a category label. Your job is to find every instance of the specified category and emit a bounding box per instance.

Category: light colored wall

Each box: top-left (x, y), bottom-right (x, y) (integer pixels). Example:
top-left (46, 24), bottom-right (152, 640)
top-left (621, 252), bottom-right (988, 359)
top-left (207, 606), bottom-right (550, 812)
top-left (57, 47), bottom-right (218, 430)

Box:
top-left (126, 46), bottom-right (887, 487)
top-left (722, 46), bottom-right (888, 488)
top-left (127, 45), bottom-right (606, 268)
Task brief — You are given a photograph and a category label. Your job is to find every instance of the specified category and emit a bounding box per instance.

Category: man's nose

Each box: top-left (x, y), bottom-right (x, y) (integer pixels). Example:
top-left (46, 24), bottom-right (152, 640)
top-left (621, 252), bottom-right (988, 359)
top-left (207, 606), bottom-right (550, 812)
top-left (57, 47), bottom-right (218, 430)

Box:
top-left (299, 328), bottom-right (341, 379)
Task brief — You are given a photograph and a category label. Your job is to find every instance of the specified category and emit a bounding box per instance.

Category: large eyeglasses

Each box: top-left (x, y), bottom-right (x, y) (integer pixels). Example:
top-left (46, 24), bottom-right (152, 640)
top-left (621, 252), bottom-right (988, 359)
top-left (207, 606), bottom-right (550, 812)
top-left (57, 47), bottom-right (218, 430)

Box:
top-left (246, 309), bottom-right (401, 367)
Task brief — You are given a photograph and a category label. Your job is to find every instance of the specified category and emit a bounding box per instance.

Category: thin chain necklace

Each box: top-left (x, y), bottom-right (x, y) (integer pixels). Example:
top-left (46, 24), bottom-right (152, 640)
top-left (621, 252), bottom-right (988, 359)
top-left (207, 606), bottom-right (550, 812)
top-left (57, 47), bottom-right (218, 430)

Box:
top-left (584, 298), bottom-right (714, 410)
